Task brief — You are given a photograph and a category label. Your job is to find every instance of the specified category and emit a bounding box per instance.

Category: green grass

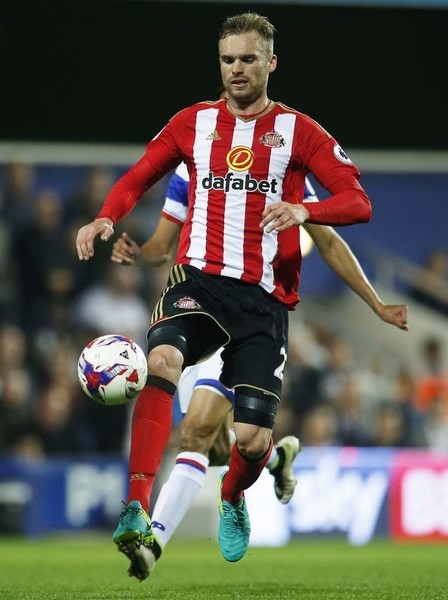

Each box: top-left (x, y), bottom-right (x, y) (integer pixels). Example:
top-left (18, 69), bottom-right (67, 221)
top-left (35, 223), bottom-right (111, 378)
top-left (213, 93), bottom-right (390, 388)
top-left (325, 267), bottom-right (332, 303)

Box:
top-left (0, 535), bottom-right (447, 600)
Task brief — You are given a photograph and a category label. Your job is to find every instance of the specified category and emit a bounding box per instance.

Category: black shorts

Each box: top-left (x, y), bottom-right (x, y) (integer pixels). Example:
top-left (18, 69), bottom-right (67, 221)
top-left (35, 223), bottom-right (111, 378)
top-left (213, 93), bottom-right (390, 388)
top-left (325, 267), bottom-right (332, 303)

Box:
top-left (148, 264), bottom-right (289, 400)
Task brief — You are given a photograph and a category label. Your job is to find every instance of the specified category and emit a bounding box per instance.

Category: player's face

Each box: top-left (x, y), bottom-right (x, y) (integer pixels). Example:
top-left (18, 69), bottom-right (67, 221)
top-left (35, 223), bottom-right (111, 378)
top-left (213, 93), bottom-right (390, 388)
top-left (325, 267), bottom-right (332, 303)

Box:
top-left (218, 32), bottom-right (276, 107)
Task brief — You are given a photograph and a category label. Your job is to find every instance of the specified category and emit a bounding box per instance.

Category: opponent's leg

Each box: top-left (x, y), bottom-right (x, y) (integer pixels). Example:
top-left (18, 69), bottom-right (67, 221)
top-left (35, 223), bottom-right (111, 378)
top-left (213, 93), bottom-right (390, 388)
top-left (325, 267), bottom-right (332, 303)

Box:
top-left (137, 387), bottom-right (232, 574)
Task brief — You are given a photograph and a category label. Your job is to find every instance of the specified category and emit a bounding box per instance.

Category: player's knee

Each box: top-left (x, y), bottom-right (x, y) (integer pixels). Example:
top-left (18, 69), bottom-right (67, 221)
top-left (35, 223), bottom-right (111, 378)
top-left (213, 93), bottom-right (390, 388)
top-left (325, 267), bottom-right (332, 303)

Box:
top-left (233, 387), bottom-right (278, 458)
top-left (147, 346), bottom-right (183, 382)
top-left (146, 324), bottom-right (188, 380)
top-left (236, 430), bottom-right (270, 460)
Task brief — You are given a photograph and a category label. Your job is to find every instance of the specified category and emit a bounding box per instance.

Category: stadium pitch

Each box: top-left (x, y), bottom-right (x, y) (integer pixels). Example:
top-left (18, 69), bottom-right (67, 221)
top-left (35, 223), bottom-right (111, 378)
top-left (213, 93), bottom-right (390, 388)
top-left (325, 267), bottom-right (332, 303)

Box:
top-left (0, 535), bottom-right (447, 599)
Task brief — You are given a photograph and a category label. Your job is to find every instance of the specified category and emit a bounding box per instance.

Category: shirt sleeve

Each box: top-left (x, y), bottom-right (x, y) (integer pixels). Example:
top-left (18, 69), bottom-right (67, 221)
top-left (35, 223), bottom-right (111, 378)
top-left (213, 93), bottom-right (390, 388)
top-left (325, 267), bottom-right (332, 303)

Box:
top-left (297, 116), bottom-right (372, 226)
top-left (96, 118), bottom-right (184, 223)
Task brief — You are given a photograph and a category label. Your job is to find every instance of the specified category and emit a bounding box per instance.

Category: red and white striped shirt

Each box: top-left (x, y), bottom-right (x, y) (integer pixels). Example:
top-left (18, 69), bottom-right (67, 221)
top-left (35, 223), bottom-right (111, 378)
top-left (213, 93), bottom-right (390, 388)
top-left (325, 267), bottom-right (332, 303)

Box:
top-left (97, 99), bottom-right (371, 308)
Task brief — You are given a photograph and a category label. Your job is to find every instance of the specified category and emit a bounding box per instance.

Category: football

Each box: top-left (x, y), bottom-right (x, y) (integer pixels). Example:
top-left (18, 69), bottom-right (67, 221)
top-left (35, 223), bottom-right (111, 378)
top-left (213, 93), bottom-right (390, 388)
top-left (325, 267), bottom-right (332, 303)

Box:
top-left (77, 334), bottom-right (148, 405)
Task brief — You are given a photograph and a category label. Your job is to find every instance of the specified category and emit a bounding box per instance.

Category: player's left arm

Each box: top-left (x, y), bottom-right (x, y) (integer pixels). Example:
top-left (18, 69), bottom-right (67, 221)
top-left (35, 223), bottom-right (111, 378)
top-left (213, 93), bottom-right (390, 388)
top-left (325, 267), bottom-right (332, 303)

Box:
top-left (260, 119), bottom-right (372, 232)
top-left (304, 223), bottom-right (409, 331)
top-left (260, 175), bottom-right (371, 232)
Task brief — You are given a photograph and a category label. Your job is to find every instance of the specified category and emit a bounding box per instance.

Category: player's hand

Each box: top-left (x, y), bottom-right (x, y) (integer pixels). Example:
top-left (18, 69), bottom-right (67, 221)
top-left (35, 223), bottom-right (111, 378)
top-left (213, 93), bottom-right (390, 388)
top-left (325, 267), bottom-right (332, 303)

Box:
top-left (260, 202), bottom-right (310, 233)
top-left (377, 303), bottom-right (409, 331)
top-left (76, 218), bottom-right (114, 260)
top-left (111, 232), bottom-right (141, 265)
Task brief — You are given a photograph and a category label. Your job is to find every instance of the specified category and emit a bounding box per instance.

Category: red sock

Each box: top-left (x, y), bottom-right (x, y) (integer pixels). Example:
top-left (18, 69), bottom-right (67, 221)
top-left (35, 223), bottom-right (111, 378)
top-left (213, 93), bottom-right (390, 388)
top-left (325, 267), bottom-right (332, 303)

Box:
top-left (221, 438), bottom-right (273, 504)
top-left (127, 378), bottom-right (175, 512)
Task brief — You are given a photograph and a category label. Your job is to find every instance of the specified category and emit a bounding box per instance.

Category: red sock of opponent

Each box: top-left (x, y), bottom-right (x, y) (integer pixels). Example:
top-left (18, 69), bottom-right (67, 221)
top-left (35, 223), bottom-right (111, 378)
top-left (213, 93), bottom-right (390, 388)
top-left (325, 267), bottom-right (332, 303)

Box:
top-left (221, 437), bottom-right (273, 504)
top-left (127, 375), bottom-right (176, 512)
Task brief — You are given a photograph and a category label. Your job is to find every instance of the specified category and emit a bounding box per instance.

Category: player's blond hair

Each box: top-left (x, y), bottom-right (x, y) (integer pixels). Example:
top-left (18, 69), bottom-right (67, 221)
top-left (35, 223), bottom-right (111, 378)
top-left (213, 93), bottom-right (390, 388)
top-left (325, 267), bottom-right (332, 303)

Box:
top-left (219, 12), bottom-right (276, 54)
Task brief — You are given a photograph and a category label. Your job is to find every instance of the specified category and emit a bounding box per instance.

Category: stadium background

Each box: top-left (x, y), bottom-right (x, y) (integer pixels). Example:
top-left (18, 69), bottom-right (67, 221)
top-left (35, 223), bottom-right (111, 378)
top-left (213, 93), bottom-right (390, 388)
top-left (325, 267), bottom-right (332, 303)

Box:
top-left (1, 0), bottom-right (448, 545)
top-left (2, 0), bottom-right (447, 148)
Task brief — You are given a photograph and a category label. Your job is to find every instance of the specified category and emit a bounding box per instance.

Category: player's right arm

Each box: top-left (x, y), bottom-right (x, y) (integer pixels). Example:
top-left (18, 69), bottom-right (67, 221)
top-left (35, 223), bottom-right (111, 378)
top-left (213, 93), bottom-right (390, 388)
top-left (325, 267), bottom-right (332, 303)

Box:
top-left (111, 158), bottom-right (189, 267)
top-left (76, 156), bottom-right (164, 261)
top-left (111, 216), bottom-right (181, 267)
top-left (76, 111), bottom-right (186, 261)
top-left (305, 223), bottom-right (409, 331)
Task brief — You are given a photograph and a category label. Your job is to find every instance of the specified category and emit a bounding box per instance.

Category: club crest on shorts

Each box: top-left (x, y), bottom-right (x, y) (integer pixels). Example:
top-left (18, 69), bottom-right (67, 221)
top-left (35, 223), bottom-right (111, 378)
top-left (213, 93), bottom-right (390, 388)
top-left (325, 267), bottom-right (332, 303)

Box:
top-left (173, 296), bottom-right (201, 310)
top-left (259, 130), bottom-right (285, 148)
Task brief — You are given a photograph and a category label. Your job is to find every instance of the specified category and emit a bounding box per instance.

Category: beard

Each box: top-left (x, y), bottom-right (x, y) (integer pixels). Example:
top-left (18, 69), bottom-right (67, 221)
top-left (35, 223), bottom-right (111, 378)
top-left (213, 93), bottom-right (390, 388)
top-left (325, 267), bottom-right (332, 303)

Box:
top-left (225, 79), bottom-right (266, 107)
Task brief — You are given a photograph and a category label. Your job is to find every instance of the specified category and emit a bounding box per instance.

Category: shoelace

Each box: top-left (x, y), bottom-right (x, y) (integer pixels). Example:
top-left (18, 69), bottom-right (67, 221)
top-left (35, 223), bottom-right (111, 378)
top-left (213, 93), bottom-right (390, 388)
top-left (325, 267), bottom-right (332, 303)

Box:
top-left (232, 510), bottom-right (244, 526)
top-left (121, 505), bottom-right (142, 526)
top-left (224, 504), bottom-right (245, 528)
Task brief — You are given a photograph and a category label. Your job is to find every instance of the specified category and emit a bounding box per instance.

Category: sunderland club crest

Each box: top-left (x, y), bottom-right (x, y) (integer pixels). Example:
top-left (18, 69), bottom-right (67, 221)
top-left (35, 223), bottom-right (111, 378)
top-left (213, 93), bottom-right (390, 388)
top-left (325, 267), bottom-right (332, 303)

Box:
top-left (259, 130), bottom-right (286, 148)
top-left (173, 296), bottom-right (201, 310)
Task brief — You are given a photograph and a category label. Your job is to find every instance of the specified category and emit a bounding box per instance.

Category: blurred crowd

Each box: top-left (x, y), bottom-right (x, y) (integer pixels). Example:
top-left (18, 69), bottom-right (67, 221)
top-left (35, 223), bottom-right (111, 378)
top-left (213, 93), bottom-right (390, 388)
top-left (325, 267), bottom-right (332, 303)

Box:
top-left (1, 161), bottom-right (448, 461)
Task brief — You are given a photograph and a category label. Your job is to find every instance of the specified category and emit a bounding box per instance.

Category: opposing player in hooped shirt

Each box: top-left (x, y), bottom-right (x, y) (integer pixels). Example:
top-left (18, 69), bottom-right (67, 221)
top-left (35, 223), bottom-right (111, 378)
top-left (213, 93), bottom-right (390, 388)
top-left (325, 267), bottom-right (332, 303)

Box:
top-left (76, 11), bottom-right (373, 575)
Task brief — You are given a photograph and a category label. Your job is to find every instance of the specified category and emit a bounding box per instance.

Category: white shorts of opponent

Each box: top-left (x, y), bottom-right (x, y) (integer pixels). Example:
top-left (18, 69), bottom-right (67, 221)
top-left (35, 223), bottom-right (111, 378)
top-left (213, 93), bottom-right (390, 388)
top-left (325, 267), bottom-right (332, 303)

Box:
top-left (177, 348), bottom-right (235, 415)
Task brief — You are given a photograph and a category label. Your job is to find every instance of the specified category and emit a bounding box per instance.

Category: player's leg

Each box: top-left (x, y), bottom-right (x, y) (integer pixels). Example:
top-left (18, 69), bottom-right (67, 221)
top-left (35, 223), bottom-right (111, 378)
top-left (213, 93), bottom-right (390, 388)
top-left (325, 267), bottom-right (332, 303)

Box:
top-left (212, 417), bottom-right (302, 504)
top-left (151, 386), bottom-right (232, 557)
top-left (130, 389), bottom-right (232, 579)
top-left (127, 346), bottom-right (232, 580)
top-left (218, 392), bottom-right (276, 562)
top-left (114, 264), bottom-right (230, 578)
top-left (113, 313), bottom-right (200, 578)
top-left (153, 394), bottom-right (300, 555)
top-left (217, 285), bottom-right (288, 562)
top-left (113, 338), bottom-right (184, 576)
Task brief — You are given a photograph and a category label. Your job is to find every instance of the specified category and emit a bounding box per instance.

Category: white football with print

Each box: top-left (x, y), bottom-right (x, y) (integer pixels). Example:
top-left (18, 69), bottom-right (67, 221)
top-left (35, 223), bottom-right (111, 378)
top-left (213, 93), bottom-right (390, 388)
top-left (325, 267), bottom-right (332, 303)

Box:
top-left (77, 334), bottom-right (147, 405)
